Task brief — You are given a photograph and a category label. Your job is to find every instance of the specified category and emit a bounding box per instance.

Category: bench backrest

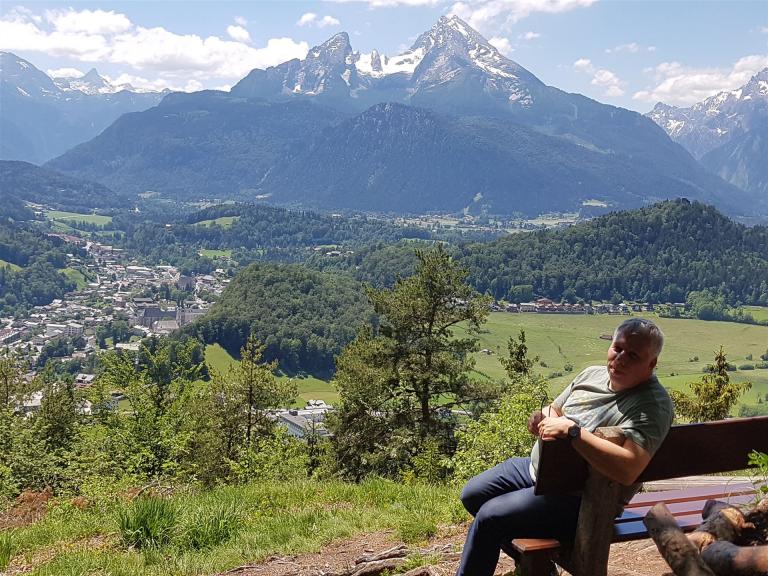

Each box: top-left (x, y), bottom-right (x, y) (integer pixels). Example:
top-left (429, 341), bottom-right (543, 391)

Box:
top-left (535, 415), bottom-right (768, 495)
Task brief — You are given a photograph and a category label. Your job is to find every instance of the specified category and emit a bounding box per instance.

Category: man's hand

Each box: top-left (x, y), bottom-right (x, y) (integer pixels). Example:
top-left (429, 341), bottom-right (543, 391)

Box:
top-left (538, 416), bottom-right (575, 441)
top-left (527, 410), bottom-right (545, 436)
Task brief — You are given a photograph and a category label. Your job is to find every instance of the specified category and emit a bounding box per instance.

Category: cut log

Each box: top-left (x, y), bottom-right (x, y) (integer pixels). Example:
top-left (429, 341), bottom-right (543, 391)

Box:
top-left (644, 502), bottom-right (716, 576)
top-left (349, 557), bottom-right (404, 576)
top-left (699, 541), bottom-right (768, 576)
top-left (688, 500), bottom-right (755, 552)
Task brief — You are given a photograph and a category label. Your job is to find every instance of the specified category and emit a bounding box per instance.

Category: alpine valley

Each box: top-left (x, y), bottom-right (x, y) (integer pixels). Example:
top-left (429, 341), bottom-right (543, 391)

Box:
top-left (6, 16), bottom-right (764, 217)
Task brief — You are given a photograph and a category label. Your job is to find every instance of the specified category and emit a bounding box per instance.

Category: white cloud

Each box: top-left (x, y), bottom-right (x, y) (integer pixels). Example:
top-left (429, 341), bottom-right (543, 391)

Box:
top-left (0, 7), bottom-right (309, 90)
top-left (573, 58), bottom-right (626, 97)
top-left (235, 16), bottom-right (248, 27)
top-left (489, 36), bottom-right (514, 56)
top-left (449, 0), bottom-right (596, 32)
top-left (761, 26), bottom-right (768, 33)
top-left (47, 67), bottom-right (85, 78)
top-left (297, 13), bottom-right (341, 28)
top-left (604, 42), bottom-right (657, 55)
top-left (227, 24), bottom-right (252, 44)
top-left (573, 58), bottom-right (592, 71)
top-left (328, 0), bottom-right (439, 5)
top-left (520, 31), bottom-right (540, 40)
top-left (45, 8), bottom-right (132, 35)
top-left (108, 72), bottom-right (203, 93)
top-left (633, 54), bottom-right (768, 105)
top-left (605, 42), bottom-right (639, 54)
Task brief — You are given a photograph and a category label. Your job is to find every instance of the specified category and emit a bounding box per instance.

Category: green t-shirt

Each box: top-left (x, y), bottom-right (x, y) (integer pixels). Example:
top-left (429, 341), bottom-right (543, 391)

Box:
top-left (530, 365), bottom-right (674, 497)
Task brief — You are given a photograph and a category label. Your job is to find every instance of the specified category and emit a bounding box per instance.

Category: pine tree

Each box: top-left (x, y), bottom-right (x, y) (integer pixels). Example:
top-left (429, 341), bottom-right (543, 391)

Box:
top-left (329, 246), bottom-right (499, 480)
top-left (671, 346), bottom-right (751, 422)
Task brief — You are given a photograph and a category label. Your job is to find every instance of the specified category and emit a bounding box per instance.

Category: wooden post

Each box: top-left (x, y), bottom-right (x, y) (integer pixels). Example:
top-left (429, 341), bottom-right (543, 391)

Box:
top-left (570, 427), bottom-right (625, 576)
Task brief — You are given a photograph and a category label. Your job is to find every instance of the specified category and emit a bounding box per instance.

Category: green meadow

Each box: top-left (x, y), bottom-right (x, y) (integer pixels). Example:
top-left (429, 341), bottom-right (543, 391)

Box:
top-left (205, 313), bottom-right (768, 411)
top-left (199, 248), bottom-right (232, 259)
top-left (195, 216), bottom-right (239, 228)
top-left (204, 344), bottom-right (338, 406)
top-left (461, 312), bottom-right (768, 407)
top-left (0, 258), bottom-right (22, 271)
top-left (46, 210), bottom-right (113, 226)
top-left (62, 268), bottom-right (90, 289)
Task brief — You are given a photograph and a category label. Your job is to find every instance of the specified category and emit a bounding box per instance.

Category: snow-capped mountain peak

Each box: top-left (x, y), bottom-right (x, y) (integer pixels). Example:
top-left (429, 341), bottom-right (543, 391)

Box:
top-left (647, 66), bottom-right (768, 159)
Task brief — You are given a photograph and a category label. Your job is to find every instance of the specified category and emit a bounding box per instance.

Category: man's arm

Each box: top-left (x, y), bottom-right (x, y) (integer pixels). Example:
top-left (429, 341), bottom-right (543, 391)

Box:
top-left (538, 416), bottom-right (651, 486)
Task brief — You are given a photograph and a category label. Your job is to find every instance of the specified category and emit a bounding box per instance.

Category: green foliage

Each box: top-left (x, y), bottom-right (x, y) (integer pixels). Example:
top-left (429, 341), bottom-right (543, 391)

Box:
top-left (452, 376), bottom-right (546, 481)
top-left (230, 428), bottom-right (308, 483)
top-left (672, 347), bottom-right (752, 422)
top-left (461, 200), bottom-right (768, 306)
top-left (330, 246), bottom-right (497, 480)
top-left (117, 497), bottom-right (177, 550)
top-left (748, 451), bottom-right (768, 497)
top-left (190, 263), bottom-right (373, 374)
top-left (500, 329), bottom-right (538, 377)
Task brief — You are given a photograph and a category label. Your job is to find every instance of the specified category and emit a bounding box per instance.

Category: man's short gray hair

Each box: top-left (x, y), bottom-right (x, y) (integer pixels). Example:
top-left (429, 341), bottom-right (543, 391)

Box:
top-left (613, 318), bottom-right (664, 359)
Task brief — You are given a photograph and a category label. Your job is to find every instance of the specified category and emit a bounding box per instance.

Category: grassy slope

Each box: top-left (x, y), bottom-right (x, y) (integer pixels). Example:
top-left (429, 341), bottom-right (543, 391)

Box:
top-left (195, 216), bottom-right (239, 228)
top-left (206, 312), bottom-right (768, 410)
top-left (204, 344), bottom-right (339, 406)
top-left (45, 210), bottom-right (113, 226)
top-left (461, 312), bottom-right (768, 404)
top-left (6, 479), bottom-right (463, 576)
top-left (0, 259), bottom-right (22, 272)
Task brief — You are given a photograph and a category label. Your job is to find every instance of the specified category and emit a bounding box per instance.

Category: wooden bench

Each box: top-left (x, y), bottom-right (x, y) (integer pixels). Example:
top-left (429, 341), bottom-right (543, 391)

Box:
top-left (507, 415), bottom-right (768, 576)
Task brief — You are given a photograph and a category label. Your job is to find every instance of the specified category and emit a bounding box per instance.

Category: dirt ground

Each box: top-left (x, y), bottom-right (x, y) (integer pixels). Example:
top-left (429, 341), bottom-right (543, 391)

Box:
top-left (215, 524), bottom-right (674, 576)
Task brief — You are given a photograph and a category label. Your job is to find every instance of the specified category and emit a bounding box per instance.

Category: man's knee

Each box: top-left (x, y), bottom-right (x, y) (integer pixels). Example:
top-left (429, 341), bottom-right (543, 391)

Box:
top-left (460, 478), bottom-right (484, 516)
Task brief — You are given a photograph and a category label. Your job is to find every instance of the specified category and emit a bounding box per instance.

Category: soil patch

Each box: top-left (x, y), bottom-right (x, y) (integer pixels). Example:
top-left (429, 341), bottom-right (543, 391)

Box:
top-left (215, 524), bottom-right (674, 576)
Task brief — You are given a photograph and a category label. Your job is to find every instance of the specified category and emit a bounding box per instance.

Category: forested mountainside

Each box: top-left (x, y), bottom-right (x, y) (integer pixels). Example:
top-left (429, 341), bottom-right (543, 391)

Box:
top-left (187, 263), bottom-right (374, 374)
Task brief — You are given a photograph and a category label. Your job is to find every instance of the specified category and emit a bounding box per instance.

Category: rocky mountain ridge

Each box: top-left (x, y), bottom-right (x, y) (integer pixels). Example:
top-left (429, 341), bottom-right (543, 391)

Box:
top-left (0, 51), bottom-right (167, 164)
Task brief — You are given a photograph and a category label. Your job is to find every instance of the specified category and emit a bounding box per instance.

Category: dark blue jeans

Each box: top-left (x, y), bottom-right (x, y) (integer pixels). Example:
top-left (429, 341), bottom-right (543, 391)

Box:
top-left (456, 457), bottom-right (581, 576)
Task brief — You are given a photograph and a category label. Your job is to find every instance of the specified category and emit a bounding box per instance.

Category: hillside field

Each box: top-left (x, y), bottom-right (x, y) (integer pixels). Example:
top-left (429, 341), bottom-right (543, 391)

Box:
top-left (45, 210), bottom-right (113, 226)
top-left (460, 312), bottom-right (768, 408)
top-left (204, 344), bottom-right (339, 406)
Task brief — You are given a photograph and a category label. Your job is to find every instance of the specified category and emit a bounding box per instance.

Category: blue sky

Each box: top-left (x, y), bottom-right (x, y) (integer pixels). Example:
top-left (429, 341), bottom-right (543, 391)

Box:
top-left (1, 0), bottom-right (766, 112)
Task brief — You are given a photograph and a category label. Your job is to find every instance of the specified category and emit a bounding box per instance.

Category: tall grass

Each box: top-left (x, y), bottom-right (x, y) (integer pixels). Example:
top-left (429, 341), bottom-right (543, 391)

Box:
top-left (178, 503), bottom-right (241, 550)
top-left (117, 497), bottom-right (177, 549)
top-left (0, 529), bottom-right (14, 570)
top-left (9, 479), bottom-right (465, 575)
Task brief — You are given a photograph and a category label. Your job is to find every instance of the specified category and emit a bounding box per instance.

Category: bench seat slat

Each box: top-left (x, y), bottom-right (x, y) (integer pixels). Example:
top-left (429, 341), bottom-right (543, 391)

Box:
top-left (625, 483), bottom-right (755, 507)
top-left (613, 513), bottom-right (704, 542)
top-left (616, 493), bottom-right (755, 523)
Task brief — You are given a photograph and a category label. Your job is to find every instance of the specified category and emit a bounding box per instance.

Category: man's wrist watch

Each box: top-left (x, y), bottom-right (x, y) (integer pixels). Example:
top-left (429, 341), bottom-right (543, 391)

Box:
top-left (567, 423), bottom-right (581, 441)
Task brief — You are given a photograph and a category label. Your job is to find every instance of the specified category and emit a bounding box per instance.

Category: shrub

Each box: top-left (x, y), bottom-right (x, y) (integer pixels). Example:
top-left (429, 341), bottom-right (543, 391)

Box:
top-left (739, 364), bottom-right (755, 370)
top-left (563, 362), bottom-right (574, 373)
top-left (452, 378), bottom-right (544, 480)
top-left (179, 504), bottom-right (241, 550)
top-left (117, 497), bottom-right (177, 549)
top-left (756, 362), bottom-right (768, 369)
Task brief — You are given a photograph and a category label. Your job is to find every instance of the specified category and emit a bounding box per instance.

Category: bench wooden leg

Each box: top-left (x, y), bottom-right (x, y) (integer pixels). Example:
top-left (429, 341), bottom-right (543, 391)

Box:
top-left (517, 552), bottom-right (555, 576)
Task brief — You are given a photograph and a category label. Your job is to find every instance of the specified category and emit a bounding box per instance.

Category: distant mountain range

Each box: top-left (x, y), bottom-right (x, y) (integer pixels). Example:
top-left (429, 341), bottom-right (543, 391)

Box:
top-left (648, 68), bottom-right (768, 197)
top-left (43, 17), bottom-right (760, 217)
top-left (0, 160), bottom-right (126, 212)
top-left (0, 52), bottom-right (167, 164)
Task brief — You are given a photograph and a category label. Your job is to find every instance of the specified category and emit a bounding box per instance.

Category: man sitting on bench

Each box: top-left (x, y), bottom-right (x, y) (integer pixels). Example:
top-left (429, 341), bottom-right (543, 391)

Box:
top-left (456, 318), bottom-right (674, 576)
